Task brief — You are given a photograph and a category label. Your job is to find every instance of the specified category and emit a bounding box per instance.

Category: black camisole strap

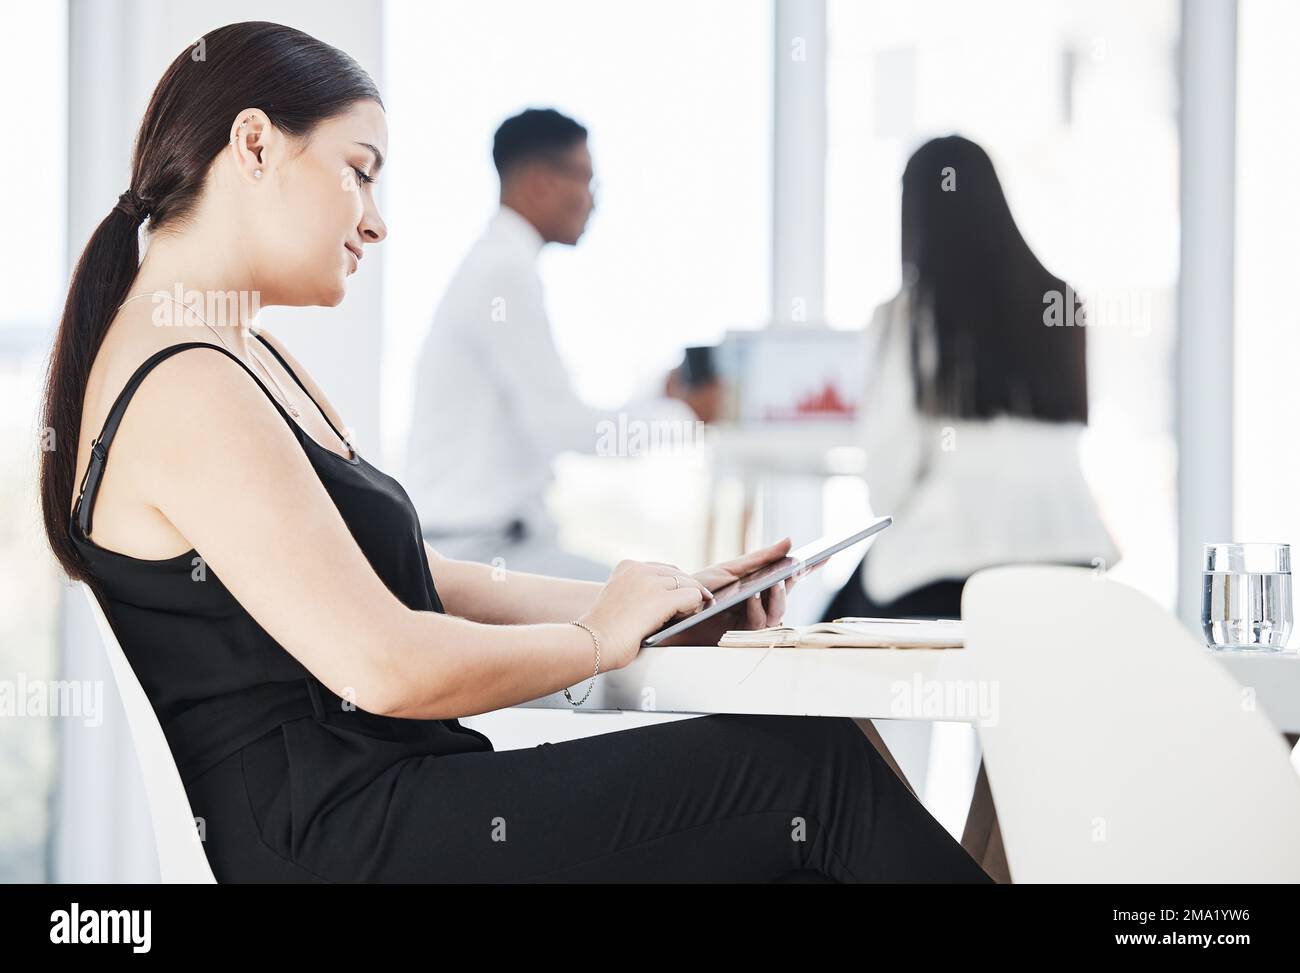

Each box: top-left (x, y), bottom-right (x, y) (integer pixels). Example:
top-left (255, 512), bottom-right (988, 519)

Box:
top-left (74, 341), bottom-right (306, 539)
top-left (251, 331), bottom-right (351, 447)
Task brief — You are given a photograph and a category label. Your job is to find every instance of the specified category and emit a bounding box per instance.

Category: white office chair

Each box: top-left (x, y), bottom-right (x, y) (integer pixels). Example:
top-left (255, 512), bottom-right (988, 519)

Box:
top-left (77, 581), bottom-right (217, 883)
top-left (962, 564), bottom-right (1300, 883)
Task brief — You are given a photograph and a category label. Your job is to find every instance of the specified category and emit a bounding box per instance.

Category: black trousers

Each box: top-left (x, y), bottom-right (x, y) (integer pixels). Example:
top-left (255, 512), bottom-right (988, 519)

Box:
top-left (821, 554), bottom-right (967, 622)
top-left (822, 554), bottom-right (1102, 623)
top-left (195, 709), bottom-right (992, 883)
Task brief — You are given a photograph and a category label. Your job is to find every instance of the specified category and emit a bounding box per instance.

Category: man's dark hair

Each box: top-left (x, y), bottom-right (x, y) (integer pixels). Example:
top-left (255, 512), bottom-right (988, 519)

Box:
top-left (492, 108), bottom-right (588, 179)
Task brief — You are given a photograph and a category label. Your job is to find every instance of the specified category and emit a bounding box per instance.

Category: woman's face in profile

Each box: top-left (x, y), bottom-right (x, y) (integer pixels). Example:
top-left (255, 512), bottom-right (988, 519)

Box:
top-left (253, 99), bottom-right (388, 307)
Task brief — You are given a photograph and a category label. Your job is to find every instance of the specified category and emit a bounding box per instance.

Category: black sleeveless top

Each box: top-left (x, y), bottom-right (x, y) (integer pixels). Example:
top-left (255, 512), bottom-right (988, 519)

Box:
top-left (68, 337), bottom-right (494, 789)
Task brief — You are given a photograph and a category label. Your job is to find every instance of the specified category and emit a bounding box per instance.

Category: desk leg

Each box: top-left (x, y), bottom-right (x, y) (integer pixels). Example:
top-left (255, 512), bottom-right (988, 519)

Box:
top-left (961, 759), bottom-right (1011, 884)
top-left (852, 718), bottom-right (918, 799)
top-left (854, 718), bottom-right (1008, 881)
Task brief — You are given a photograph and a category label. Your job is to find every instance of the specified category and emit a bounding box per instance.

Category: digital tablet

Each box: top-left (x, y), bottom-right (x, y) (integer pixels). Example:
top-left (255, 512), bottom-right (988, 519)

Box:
top-left (641, 516), bottom-right (893, 647)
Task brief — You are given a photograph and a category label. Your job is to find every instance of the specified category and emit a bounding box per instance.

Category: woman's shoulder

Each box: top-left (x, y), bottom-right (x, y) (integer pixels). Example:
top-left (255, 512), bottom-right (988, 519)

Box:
top-left (82, 324), bottom-right (323, 482)
top-left (867, 289), bottom-right (907, 327)
top-left (81, 323), bottom-right (224, 444)
top-left (861, 290), bottom-right (913, 397)
top-left (251, 327), bottom-right (353, 443)
top-left (71, 328), bottom-right (257, 552)
top-left (864, 290), bottom-right (911, 358)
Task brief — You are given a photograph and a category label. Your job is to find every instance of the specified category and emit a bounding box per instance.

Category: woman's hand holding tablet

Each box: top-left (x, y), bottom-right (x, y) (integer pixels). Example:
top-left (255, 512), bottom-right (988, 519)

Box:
top-left (643, 518), bottom-right (893, 648)
top-left (650, 537), bottom-right (800, 649)
top-left (574, 519), bottom-right (893, 665)
top-left (576, 560), bottom-right (717, 670)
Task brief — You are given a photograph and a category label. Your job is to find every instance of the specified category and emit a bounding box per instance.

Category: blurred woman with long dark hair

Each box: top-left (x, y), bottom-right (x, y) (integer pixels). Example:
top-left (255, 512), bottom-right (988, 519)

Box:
top-left (823, 135), bottom-right (1119, 622)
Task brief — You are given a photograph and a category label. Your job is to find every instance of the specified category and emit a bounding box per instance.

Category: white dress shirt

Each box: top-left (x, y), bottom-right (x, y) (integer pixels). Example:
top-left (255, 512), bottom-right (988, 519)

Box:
top-left (857, 291), bottom-right (1121, 603)
top-left (403, 205), bottom-right (697, 537)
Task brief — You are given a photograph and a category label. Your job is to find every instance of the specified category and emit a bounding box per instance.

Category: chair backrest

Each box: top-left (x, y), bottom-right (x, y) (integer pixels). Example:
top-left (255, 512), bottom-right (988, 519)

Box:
top-left (77, 582), bottom-right (217, 883)
top-left (962, 565), bottom-right (1300, 882)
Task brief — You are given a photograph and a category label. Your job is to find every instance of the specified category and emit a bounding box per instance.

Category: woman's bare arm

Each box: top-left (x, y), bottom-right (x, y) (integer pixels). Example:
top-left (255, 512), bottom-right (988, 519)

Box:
top-left (423, 542), bottom-right (603, 624)
top-left (253, 327), bottom-right (354, 445)
top-left (131, 348), bottom-right (604, 720)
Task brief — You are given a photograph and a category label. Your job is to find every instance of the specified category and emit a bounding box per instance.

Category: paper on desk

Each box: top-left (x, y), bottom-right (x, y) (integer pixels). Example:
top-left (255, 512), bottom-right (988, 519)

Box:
top-left (717, 617), bottom-right (963, 649)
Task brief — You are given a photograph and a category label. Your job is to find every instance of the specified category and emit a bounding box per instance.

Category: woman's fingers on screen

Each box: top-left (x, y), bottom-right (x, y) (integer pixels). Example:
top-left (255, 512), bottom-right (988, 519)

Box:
top-left (667, 586), bottom-right (705, 619)
top-left (653, 567), bottom-right (714, 602)
top-left (630, 561), bottom-right (712, 603)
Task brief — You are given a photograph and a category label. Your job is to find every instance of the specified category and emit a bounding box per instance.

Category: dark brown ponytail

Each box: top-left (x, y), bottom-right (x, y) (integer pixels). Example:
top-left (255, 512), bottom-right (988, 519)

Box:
top-left (38, 21), bottom-right (381, 588)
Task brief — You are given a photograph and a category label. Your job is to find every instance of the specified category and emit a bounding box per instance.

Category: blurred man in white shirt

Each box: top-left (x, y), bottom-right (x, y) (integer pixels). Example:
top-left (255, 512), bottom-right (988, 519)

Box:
top-left (403, 108), bottom-right (715, 580)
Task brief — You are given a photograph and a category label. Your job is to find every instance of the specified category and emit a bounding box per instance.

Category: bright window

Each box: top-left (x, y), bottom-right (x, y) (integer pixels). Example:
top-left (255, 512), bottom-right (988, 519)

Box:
top-left (825, 0), bottom-right (1180, 607)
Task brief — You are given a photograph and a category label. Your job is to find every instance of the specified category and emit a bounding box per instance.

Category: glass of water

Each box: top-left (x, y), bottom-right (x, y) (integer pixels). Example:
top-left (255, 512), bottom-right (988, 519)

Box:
top-left (1201, 542), bottom-right (1293, 651)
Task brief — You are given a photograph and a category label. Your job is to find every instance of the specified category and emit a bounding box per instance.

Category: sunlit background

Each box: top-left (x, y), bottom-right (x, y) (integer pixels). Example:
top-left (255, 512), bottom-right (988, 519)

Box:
top-left (0, 0), bottom-right (1277, 880)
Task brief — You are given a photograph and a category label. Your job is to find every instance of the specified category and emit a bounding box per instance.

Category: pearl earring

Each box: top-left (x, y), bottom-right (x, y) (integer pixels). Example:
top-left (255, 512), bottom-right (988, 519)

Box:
top-left (254, 169), bottom-right (263, 179)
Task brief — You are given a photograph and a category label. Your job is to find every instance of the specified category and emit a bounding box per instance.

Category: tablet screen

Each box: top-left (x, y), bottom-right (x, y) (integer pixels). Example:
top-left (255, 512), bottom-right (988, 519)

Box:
top-left (641, 516), bottom-right (892, 647)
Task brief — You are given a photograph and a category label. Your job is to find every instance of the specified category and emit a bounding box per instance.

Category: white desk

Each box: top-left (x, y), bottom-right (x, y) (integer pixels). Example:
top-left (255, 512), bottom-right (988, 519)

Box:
top-left (519, 644), bottom-right (1300, 735)
top-left (707, 420), bottom-right (865, 479)
top-left (1213, 649), bottom-right (1300, 734)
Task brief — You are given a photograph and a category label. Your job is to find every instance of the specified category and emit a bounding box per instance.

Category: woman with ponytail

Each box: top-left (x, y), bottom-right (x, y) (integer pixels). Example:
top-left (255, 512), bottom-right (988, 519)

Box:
top-left (38, 21), bottom-right (989, 883)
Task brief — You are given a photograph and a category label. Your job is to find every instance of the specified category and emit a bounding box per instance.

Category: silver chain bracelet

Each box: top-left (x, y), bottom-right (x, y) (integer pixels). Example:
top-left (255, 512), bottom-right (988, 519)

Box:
top-left (565, 620), bottom-right (601, 706)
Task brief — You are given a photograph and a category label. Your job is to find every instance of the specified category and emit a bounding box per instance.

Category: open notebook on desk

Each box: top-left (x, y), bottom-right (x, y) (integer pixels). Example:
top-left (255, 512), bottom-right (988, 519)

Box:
top-left (717, 617), bottom-right (964, 649)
